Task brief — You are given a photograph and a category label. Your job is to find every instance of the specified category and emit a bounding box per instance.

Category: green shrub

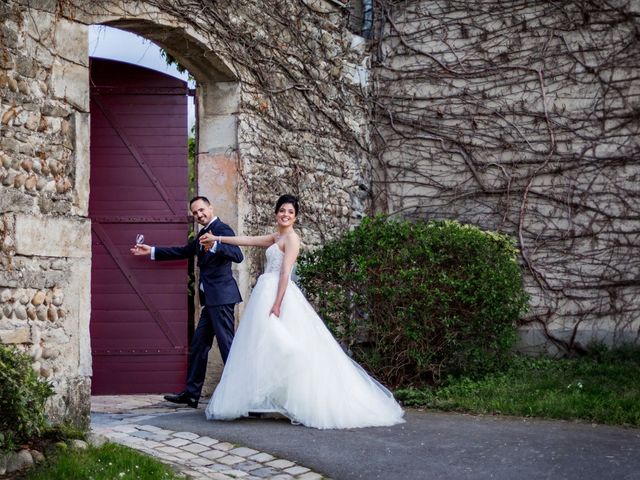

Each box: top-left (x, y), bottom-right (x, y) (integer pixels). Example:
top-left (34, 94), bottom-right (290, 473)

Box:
top-left (0, 344), bottom-right (54, 451)
top-left (297, 216), bottom-right (528, 388)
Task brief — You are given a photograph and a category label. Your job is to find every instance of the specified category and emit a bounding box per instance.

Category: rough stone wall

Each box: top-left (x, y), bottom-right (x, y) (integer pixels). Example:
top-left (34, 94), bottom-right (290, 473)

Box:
top-left (1, 0), bottom-right (370, 425)
top-left (140, 0), bottom-right (371, 268)
top-left (0, 1), bottom-right (92, 426)
top-left (371, 0), bottom-right (640, 354)
top-left (73, 0), bottom-right (371, 273)
top-left (9, 0), bottom-right (637, 428)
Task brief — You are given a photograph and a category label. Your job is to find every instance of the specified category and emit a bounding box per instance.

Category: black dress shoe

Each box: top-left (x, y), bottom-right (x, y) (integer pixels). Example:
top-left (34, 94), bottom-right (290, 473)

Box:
top-left (164, 391), bottom-right (198, 408)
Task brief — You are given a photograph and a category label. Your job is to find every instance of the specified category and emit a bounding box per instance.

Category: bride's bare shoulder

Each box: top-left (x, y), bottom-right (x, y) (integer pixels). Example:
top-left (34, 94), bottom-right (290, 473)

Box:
top-left (283, 231), bottom-right (301, 247)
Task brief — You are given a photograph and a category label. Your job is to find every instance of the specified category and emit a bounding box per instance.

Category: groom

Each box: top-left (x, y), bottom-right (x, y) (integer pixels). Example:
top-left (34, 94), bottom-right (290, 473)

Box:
top-left (131, 196), bottom-right (243, 408)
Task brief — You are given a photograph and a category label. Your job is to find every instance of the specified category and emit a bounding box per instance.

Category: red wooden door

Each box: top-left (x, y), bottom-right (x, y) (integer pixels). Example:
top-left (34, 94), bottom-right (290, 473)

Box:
top-left (89, 58), bottom-right (189, 394)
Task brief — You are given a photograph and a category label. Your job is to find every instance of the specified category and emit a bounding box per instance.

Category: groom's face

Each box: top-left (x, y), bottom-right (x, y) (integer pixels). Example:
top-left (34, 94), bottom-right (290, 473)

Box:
top-left (191, 199), bottom-right (214, 226)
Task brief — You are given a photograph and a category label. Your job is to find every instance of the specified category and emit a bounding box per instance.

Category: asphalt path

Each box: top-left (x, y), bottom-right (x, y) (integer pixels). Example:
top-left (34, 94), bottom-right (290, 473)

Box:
top-left (140, 408), bottom-right (640, 480)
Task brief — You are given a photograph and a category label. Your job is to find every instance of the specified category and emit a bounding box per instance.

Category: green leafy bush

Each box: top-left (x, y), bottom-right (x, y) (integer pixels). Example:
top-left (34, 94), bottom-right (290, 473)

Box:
top-left (0, 344), bottom-right (54, 451)
top-left (298, 216), bottom-right (528, 388)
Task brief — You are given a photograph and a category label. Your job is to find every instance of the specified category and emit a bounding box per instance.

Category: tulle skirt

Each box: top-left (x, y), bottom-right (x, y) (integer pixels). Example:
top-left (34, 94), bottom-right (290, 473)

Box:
top-left (205, 272), bottom-right (405, 429)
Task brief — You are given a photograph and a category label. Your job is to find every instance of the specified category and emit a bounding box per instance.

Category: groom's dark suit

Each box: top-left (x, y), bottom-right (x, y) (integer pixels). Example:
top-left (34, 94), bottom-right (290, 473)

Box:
top-left (154, 218), bottom-right (243, 400)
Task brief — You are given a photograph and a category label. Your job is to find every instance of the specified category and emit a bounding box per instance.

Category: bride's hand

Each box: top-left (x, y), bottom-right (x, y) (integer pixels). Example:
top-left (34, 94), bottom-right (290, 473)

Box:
top-left (199, 233), bottom-right (215, 250)
top-left (270, 304), bottom-right (281, 318)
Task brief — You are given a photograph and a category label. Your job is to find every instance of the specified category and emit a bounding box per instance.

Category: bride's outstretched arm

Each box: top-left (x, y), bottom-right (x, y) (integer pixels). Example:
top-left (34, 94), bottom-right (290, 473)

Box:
top-left (200, 232), bottom-right (276, 248)
top-left (270, 234), bottom-right (300, 317)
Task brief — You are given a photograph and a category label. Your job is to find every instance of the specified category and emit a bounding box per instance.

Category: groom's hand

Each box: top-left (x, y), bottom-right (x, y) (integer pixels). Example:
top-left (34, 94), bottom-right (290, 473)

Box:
top-left (131, 244), bottom-right (151, 256)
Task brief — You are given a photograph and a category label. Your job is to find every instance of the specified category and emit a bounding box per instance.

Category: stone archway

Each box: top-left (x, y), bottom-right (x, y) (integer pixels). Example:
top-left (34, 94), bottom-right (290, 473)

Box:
top-left (2, 0), bottom-right (366, 426)
top-left (90, 14), bottom-right (242, 254)
top-left (1, 0), bottom-right (245, 423)
top-left (86, 14), bottom-right (245, 393)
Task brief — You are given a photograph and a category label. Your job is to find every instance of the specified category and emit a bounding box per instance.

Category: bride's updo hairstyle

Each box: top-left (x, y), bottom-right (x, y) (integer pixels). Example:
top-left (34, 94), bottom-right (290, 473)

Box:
top-left (275, 194), bottom-right (299, 216)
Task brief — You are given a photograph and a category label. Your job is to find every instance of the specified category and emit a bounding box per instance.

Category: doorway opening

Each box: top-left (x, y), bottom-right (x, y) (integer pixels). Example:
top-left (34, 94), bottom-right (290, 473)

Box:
top-left (87, 21), bottom-right (240, 394)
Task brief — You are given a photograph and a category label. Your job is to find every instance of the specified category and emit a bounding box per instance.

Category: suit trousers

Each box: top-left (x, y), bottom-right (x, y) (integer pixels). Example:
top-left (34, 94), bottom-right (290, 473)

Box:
top-left (185, 303), bottom-right (235, 399)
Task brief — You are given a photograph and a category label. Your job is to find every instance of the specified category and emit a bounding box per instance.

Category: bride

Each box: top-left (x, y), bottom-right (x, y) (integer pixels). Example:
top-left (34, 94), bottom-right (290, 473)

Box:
top-left (200, 194), bottom-right (405, 429)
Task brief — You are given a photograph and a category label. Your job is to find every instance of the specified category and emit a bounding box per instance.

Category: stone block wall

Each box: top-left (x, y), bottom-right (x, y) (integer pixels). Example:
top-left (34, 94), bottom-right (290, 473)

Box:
top-left (1, 0), bottom-right (370, 425)
top-left (371, 0), bottom-right (640, 354)
top-left (0, 1), bottom-right (92, 425)
top-left (6, 0), bottom-right (636, 427)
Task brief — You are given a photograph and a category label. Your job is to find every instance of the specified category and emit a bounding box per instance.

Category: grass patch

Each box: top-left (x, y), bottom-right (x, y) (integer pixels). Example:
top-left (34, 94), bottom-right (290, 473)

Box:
top-left (396, 347), bottom-right (640, 426)
top-left (25, 442), bottom-right (184, 480)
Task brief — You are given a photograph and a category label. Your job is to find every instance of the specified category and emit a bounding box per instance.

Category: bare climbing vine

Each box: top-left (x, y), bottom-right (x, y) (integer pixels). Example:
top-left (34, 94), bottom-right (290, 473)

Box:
top-left (43, 0), bottom-right (640, 352)
top-left (59, 0), bottom-right (372, 279)
top-left (368, 0), bottom-right (640, 353)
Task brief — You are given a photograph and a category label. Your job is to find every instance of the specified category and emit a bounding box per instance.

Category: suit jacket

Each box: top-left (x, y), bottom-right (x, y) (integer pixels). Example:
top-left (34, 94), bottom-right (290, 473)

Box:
top-left (154, 218), bottom-right (243, 306)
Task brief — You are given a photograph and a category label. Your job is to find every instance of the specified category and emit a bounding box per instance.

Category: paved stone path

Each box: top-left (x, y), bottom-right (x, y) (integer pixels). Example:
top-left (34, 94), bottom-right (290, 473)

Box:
top-left (93, 395), bottom-right (640, 480)
top-left (91, 395), bottom-right (329, 480)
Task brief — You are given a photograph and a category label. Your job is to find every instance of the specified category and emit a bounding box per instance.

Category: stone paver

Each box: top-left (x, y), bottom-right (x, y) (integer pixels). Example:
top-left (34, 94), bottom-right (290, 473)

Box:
top-left (157, 446), bottom-right (184, 455)
top-left (165, 437), bottom-right (192, 447)
top-left (213, 441), bottom-right (236, 451)
top-left (234, 460), bottom-right (263, 472)
top-left (249, 452), bottom-right (275, 463)
top-left (183, 443), bottom-right (212, 454)
top-left (195, 436), bottom-right (220, 447)
top-left (284, 467), bottom-right (310, 476)
top-left (297, 473), bottom-right (323, 480)
top-left (176, 451), bottom-right (201, 460)
top-left (221, 469), bottom-right (250, 478)
top-left (175, 431), bottom-right (202, 440)
top-left (230, 447), bottom-right (260, 457)
top-left (91, 394), bottom-right (329, 480)
top-left (217, 454), bottom-right (245, 466)
top-left (266, 459), bottom-right (295, 469)
top-left (202, 449), bottom-right (228, 461)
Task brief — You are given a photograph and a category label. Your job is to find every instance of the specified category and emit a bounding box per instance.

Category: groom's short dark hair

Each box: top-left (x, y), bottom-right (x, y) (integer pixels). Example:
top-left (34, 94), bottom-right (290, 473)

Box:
top-left (189, 196), bottom-right (211, 206)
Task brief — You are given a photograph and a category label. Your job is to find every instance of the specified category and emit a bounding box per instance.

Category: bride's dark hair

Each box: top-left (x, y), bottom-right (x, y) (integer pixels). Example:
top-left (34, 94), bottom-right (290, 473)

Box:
top-left (275, 194), bottom-right (299, 216)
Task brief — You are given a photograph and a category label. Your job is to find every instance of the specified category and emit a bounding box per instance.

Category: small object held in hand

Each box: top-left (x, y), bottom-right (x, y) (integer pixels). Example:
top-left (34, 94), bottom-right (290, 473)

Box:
top-left (134, 233), bottom-right (145, 252)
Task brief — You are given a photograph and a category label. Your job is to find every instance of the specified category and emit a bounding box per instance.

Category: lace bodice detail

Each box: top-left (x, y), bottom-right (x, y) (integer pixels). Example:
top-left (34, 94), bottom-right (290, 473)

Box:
top-left (264, 243), bottom-right (284, 274)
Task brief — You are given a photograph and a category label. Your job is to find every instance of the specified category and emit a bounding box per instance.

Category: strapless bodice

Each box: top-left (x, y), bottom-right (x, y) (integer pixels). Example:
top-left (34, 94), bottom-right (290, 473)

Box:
top-left (264, 243), bottom-right (284, 274)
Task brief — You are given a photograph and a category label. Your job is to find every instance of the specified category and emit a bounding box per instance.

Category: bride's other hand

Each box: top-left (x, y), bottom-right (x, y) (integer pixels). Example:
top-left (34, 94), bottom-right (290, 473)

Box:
top-left (199, 232), bottom-right (215, 249)
top-left (270, 304), bottom-right (281, 317)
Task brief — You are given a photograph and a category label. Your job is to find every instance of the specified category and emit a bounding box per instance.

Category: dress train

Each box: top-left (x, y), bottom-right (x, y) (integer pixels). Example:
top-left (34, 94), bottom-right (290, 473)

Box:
top-left (205, 244), bottom-right (405, 429)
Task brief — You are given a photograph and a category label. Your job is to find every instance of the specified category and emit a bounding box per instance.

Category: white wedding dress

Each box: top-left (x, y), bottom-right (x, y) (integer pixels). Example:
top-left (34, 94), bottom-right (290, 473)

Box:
top-left (205, 243), bottom-right (405, 429)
